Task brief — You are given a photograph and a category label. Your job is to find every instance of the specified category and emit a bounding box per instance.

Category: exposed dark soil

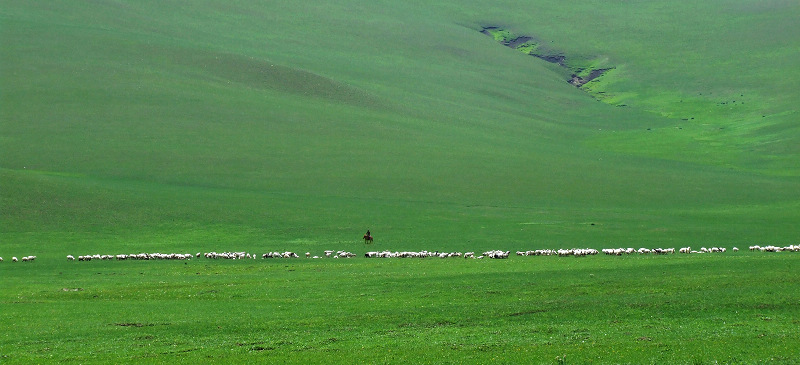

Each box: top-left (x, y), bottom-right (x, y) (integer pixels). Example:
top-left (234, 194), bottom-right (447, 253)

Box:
top-left (570, 68), bottom-right (612, 87)
top-left (534, 54), bottom-right (567, 67)
top-left (505, 36), bottom-right (533, 49)
top-left (115, 322), bottom-right (153, 327)
top-left (480, 26), bottom-right (499, 36)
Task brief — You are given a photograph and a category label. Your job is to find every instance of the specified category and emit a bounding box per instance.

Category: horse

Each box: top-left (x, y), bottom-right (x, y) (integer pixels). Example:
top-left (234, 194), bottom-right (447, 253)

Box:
top-left (363, 234), bottom-right (373, 244)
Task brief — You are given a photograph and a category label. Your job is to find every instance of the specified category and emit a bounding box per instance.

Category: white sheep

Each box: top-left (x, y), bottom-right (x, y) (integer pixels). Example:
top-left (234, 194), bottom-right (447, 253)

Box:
top-left (337, 251), bottom-right (356, 258)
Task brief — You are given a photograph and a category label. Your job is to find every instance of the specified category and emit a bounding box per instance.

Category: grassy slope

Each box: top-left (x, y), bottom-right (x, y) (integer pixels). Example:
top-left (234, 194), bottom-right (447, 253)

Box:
top-left (2, 1), bottom-right (799, 251)
top-left (463, 0), bottom-right (800, 173)
top-left (1, 1), bottom-right (800, 363)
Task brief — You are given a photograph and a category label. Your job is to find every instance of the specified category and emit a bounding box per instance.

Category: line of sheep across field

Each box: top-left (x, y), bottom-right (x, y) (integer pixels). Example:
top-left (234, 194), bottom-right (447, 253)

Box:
top-left (0, 256), bottom-right (37, 263)
top-left (1, 245), bottom-right (798, 264)
top-left (58, 250), bottom-right (359, 262)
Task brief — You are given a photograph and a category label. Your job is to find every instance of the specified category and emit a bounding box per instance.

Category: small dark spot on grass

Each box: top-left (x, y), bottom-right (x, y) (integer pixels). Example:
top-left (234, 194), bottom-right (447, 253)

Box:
top-left (476, 343), bottom-right (499, 352)
top-left (237, 341), bottom-right (267, 346)
top-left (251, 346), bottom-right (274, 351)
top-left (509, 309), bottom-right (546, 317)
top-left (637, 336), bottom-right (652, 341)
top-left (430, 320), bottom-right (455, 328)
top-left (115, 322), bottom-right (153, 327)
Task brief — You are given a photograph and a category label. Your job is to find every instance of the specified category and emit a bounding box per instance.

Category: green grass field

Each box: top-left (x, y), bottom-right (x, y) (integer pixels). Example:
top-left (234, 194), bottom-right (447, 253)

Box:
top-left (3, 254), bottom-right (800, 364)
top-left (2, 0), bottom-right (799, 363)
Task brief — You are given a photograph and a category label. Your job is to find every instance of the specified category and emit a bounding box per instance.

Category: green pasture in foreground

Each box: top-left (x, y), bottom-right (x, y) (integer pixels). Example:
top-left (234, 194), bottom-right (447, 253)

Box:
top-left (2, 253), bottom-right (799, 364)
top-left (2, 0), bottom-right (800, 363)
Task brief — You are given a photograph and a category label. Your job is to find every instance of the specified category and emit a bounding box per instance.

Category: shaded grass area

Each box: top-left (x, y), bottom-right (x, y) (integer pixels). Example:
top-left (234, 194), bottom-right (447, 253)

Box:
top-left (1, 254), bottom-right (798, 363)
top-left (3, 166), bottom-right (800, 256)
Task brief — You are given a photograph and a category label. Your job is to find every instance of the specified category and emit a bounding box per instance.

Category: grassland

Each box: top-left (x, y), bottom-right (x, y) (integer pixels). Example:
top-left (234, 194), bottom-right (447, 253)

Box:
top-left (3, 254), bottom-right (800, 364)
top-left (2, 0), bottom-right (799, 363)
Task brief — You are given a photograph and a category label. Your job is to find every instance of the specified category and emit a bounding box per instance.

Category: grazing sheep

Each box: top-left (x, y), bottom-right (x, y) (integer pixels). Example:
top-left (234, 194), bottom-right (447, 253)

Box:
top-left (337, 251), bottom-right (356, 258)
top-left (484, 250), bottom-right (509, 259)
top-left (363, 250), bottom-right (476, 259)
top-left (12, 257), bottom-right (18, 262)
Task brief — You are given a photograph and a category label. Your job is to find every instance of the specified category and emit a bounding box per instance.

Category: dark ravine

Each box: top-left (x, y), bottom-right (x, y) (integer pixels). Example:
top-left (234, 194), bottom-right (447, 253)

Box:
top-left (505, 36), bottom-right (533, 49)
top-left (480, 26), bottom-right (612, 90)
top-left (569, 68), bottom-right (613, 87)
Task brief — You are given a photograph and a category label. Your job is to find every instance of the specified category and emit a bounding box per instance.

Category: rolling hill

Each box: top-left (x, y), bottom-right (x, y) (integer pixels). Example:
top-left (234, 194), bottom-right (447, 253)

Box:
top-left (2, 0), bottom-right (799, 253)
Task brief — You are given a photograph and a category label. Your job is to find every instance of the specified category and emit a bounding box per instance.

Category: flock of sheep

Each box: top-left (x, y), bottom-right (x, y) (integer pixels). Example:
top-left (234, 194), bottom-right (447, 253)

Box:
top-left (1, 245), bottom-right (798, 264)
top-left (0, 255), bottom-right (37, 263)
top-left (749, 245), bottom-right (800, 252)
top-left (364, 250), bottom-right (510, 259)
top-left (58, 250), bottom-right (360, 262)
